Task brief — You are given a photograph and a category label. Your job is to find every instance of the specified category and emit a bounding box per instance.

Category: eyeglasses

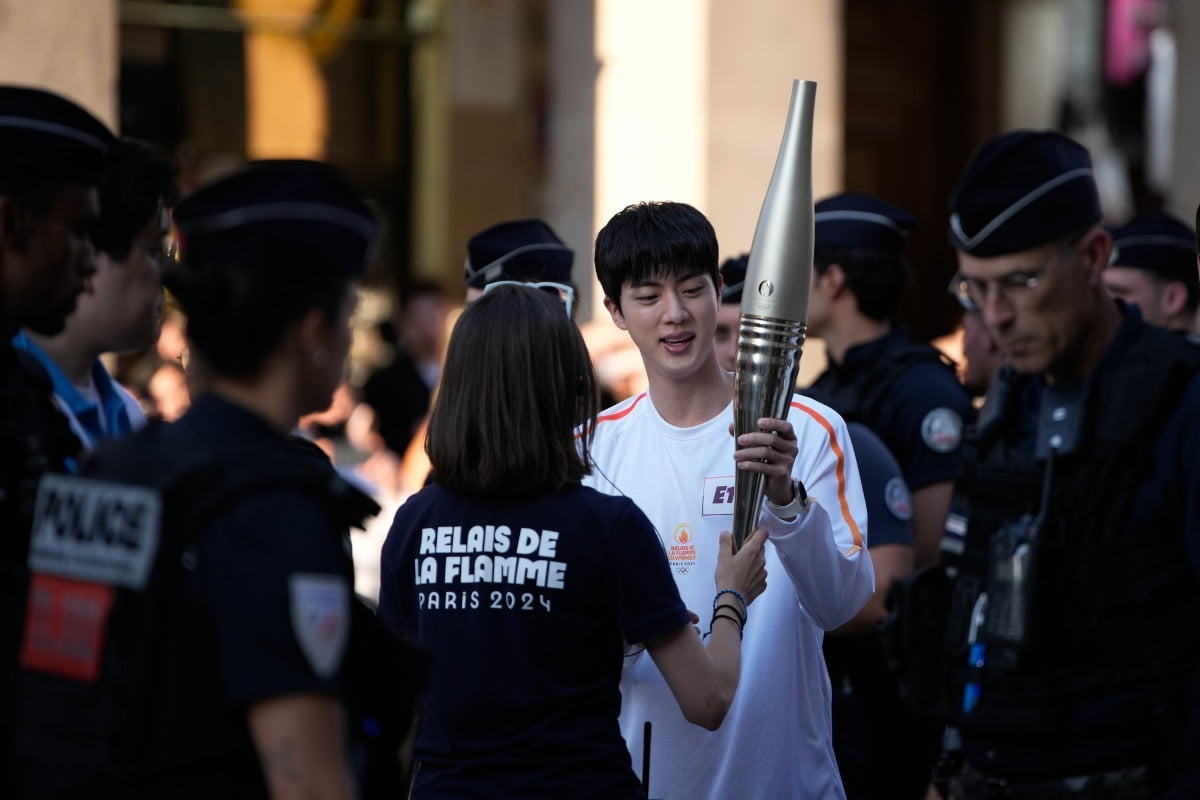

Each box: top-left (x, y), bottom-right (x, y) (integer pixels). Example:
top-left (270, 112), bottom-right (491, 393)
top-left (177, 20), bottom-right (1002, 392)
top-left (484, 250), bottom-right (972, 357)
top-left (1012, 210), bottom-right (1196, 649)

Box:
top-left (482, 280), bottom-right (574, 319)
top-left (950, 241), bottom-right (1078, 311)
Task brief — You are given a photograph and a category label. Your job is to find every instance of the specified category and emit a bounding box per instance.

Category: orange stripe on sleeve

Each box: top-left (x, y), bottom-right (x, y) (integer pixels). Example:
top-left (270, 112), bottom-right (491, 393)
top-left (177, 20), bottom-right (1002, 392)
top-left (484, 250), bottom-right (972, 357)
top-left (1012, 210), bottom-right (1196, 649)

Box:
top-left (791, 401), bottom-right (864, 554)
top-left (576, 392), bottom-right (648, 440)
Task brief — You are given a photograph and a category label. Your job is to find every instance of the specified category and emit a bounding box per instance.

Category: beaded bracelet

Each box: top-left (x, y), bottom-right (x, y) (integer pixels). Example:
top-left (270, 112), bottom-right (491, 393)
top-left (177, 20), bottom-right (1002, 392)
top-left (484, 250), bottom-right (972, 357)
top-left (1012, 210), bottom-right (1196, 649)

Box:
top-left (714, 588), bottom-right (748, 614)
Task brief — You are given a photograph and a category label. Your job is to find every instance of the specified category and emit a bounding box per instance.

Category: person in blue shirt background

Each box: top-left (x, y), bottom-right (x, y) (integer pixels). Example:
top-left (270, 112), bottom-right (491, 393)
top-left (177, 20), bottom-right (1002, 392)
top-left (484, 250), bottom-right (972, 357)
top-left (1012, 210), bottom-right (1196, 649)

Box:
top-left (15, 137), bottom-right (178, 449)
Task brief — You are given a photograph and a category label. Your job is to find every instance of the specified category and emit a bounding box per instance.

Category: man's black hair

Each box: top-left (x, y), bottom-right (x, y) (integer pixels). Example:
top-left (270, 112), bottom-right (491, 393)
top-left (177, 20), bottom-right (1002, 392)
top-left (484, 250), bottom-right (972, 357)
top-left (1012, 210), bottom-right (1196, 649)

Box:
top-left (90, 138), bottom-right (179, 261)
top-left (594, 201), bottom-right (719, 311)
top-left (163, 259), bottom-right (352, 381)
top-left (814, 245), bottom-right (909, 322)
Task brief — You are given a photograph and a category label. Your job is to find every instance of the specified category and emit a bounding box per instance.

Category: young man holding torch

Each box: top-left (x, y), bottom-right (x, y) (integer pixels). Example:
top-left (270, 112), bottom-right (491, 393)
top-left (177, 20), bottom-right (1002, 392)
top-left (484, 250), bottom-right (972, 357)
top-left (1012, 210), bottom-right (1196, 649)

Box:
top-left (584, 199), bottom-right (873, 799)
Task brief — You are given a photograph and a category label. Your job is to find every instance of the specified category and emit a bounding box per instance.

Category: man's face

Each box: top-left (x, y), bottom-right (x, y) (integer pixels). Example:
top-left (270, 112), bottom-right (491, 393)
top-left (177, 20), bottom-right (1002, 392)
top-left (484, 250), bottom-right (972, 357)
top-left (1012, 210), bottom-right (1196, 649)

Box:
top-left (605, 269), bottom-right (719, 384)
top-left (7, 185), bottom-right (100, 335)
top-left (956, 235), bottom-right (1095, 376)
top-left (1102, 266), bottom-right (1168, 327)
top-left (714, 302), bottom-right (740, 372)
top-left (75, 203), bottom-right (169, 353)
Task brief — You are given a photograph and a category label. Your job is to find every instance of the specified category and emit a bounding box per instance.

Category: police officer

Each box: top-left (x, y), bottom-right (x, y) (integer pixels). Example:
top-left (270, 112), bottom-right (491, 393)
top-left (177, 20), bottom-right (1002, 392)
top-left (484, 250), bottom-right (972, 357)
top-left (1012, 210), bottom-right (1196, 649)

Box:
top-left (0, 85), bottom-right (114, 782)
top-left (462, 217), bottom-right (576, 308)
top-left (806, 192), bottom-right (974, 569)
top-left (13, 160), bottom-right (417, 797)
top-left (1102, 210), bottom-right (1199, 336)
top-left (944, 130), bottom-right (1200, 799)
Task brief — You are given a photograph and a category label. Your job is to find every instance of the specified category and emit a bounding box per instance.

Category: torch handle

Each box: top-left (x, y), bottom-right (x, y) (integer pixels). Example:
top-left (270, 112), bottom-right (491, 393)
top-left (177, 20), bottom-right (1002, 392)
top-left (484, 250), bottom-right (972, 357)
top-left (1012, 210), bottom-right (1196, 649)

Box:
top-left (731, 315), bottom-right (806, 550)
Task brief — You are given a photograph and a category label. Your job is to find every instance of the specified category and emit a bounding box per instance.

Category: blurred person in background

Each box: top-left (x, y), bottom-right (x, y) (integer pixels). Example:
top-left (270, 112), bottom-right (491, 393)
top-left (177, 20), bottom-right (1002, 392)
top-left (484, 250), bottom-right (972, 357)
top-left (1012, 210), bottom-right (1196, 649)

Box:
top-left (1103, 210), bottom-right (1199, 336)
top-left (14, 137), bottom-right (179, 449)
top-left (357, 280), bottom-right (449, 459)
top-left (947, 278), bottom-right (1004, 407)
top-left (147, 359), bottom-right (191, 421)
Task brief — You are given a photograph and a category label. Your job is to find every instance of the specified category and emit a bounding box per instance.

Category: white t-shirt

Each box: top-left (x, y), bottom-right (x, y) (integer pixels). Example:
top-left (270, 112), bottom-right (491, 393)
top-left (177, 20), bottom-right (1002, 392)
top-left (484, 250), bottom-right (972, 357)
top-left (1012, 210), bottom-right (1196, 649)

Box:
top-left (583, 391), bottom-right (874, 800)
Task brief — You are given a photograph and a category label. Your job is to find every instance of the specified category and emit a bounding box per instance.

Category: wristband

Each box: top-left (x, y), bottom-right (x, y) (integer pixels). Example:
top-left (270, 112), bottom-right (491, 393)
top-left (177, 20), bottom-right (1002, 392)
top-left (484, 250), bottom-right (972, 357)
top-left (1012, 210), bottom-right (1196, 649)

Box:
top-left (714, 588), bottom-right (748, 614)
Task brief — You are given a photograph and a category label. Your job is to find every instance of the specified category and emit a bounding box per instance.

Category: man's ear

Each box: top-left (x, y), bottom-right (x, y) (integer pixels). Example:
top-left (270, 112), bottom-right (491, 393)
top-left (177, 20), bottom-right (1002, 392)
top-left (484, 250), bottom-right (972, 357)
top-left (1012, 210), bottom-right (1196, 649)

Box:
top-left (1161, 280), bottom-right (1189, 317)
top-left (822, 264), bottom-right (848, 297)
top-left (603, 295), bottom-right (627, 331)
top-left (293, 305), bottom-right (330, 361)
top-left (0, 196), bottom-right (29, 251)
top-left (1080, 228), bottom-right (1114, 286)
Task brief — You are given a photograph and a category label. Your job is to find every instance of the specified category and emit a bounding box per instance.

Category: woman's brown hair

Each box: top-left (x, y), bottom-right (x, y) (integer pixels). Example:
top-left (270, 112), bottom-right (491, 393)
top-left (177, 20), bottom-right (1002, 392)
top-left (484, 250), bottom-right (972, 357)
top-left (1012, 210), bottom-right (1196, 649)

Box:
top-left (427, 284), bottom-right (599, 499)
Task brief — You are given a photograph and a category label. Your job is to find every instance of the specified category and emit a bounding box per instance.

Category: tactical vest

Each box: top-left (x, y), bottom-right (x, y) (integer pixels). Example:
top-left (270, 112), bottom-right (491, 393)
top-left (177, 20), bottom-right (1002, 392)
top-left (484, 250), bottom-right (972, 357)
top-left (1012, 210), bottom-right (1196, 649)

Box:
top-left (949, 324), bottom-right (1200, 766)
top-left (13, 420), bottom-right (415, 796)
top-left (810, 343), bottom-right (957, 426)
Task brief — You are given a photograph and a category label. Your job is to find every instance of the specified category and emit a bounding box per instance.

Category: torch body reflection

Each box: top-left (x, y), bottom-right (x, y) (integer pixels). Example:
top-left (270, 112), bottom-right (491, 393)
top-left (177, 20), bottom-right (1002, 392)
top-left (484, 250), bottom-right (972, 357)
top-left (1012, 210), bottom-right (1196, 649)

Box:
top-left (731, 79), bottom-right (817, 550)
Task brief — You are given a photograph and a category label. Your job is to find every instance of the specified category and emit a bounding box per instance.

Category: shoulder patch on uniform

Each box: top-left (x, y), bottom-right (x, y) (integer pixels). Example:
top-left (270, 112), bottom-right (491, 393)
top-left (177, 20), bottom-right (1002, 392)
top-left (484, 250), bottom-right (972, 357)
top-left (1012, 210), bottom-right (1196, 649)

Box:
top-left (920, 407), bottom-right (963, 453)
top-left (884, 476), bottom-right (913, 521)
top-left (289, 573), bottom-right (350, 680)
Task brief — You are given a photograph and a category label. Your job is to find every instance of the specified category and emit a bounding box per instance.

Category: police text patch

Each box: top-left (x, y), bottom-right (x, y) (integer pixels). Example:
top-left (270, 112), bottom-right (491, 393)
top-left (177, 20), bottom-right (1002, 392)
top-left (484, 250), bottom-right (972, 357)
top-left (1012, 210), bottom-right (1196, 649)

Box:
top-left (29, 474), bottom-right (161, 589)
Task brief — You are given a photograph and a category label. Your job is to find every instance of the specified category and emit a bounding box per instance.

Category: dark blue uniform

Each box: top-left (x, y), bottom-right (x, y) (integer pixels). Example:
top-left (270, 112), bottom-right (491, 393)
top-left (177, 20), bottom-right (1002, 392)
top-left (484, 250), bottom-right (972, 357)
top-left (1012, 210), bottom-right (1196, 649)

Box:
top-left (14, 394), bottom-right (364, 797)
top-left (825, 423), bottom-right (927, 800)
top-left (810, 328), bottom-right (974, 492)
top-left (946, 305), bottom-right (1200, 798)
top-left (1, 346), bottom-right (81, 784)
top-left (378, 482), bottom-right (690, 800)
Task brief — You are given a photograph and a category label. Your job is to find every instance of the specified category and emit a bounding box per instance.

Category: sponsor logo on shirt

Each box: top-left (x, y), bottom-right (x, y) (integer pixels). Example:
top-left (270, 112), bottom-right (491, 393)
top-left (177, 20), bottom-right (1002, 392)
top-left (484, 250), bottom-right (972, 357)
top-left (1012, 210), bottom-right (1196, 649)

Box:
top-left (702, 475), bottom-right (736, 517)
top-left (668, 522), bottom-right (697, 575)
top-left (412, 525), bottom-right (565, 612)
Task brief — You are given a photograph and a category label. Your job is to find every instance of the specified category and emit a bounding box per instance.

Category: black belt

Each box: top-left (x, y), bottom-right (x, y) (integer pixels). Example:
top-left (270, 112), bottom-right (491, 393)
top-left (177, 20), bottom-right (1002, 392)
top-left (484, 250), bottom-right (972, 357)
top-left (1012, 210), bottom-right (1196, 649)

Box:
top-left (950, 764), bottom-right (1152, 800)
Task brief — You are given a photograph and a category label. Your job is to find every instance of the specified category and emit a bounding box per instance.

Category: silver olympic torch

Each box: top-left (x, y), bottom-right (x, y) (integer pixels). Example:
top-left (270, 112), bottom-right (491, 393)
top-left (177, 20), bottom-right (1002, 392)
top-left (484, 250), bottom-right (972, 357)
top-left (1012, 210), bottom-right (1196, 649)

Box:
top-left (731, 79), bottom-right (817, 550)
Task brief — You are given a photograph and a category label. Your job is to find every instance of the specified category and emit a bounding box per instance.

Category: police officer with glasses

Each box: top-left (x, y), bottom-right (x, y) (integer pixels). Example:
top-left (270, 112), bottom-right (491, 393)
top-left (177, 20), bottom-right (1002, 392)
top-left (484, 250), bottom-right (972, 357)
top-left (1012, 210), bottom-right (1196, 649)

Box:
top-left (942, 129), bottom-right (1200, 800)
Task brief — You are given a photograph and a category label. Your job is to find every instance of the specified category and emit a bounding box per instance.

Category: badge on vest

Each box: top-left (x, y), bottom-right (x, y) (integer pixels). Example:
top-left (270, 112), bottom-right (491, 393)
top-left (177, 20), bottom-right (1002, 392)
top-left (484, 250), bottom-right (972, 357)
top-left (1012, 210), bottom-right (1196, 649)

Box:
top-left (289, 573), bottom-right (350, 680)
top-left (28, 473), bottom-right (162, 589)
top-left (921, 407), bottom-right (963, 453)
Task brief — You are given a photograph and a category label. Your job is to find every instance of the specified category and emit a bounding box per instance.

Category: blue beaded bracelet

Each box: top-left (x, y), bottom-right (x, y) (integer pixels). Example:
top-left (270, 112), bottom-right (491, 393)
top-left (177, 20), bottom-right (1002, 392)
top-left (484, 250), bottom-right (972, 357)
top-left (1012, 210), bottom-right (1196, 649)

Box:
top-left (714, 588), bottom-right (748, 613)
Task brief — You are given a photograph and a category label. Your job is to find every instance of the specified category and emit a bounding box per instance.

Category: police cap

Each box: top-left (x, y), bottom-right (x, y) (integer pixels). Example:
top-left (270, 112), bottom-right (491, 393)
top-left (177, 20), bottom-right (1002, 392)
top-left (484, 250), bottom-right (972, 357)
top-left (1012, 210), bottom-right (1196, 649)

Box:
top-left (720, 253), bottom-right (749, 304)
top-left (173, 160), bottom-right (378, 276)
top-left (815, 192), bottom-right (916, 256)
top-left (948, 130), bottom-right (1101, 257)
top-left (1109, 211), bottom-right (1197, 285)
top-left (464, 218), bottom-right (573, 289)
top-left (0, 85), bottom-right (114, 183)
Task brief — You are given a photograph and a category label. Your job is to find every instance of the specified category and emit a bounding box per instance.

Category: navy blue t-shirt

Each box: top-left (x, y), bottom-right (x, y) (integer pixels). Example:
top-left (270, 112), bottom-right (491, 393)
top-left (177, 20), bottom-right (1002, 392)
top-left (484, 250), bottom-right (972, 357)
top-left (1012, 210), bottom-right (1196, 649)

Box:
top-left (378, 482), bottom-right (689, 800)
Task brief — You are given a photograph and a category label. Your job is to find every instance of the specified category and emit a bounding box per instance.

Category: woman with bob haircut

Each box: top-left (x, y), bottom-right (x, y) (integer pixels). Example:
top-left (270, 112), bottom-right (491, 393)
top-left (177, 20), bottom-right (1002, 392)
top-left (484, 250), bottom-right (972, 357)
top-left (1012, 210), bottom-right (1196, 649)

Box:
top-left (378, 283), bottom-right (768, 799)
